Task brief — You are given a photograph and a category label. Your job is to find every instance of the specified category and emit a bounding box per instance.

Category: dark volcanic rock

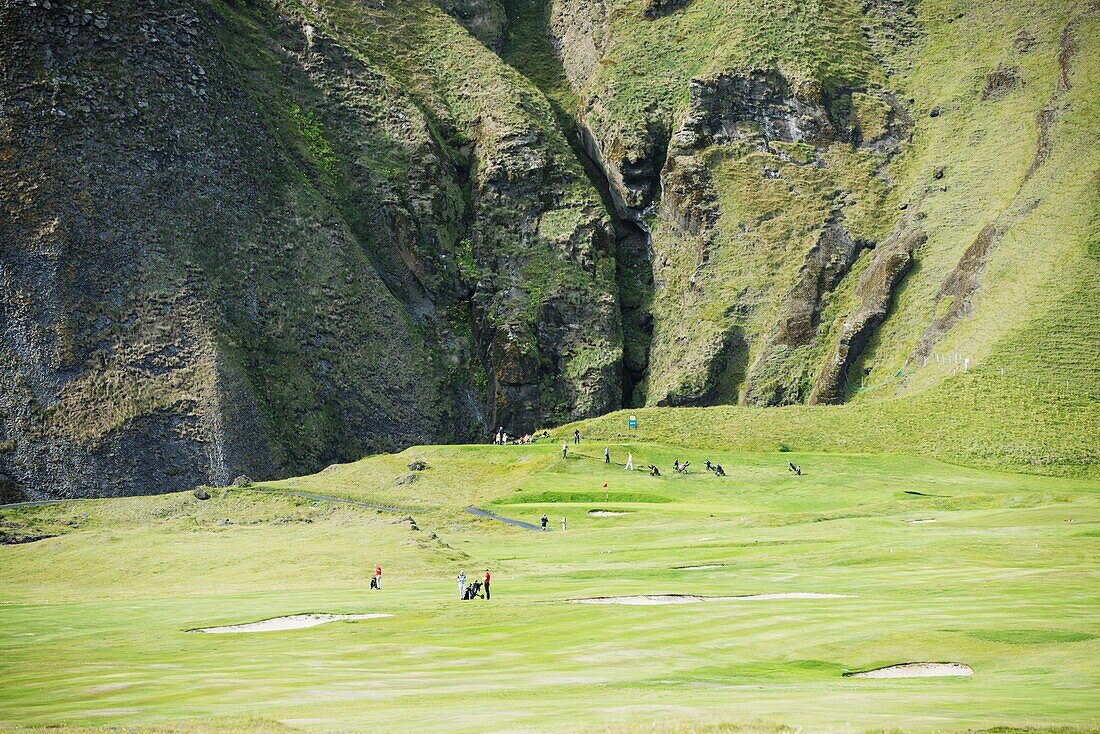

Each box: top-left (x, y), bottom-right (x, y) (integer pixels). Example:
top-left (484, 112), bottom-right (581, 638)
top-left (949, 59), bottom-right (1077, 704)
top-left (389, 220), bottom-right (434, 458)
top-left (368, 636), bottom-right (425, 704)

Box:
top-left (434, 0), bottom-right (506, 48)
top-left (0, 0), bottom-right (620, 499)
top-left (675, 71), bottom-right (844, 150)
top-left (642, 0), bottom-right (692, 19)
top-left (981, 65), bottom-right (1022, 100)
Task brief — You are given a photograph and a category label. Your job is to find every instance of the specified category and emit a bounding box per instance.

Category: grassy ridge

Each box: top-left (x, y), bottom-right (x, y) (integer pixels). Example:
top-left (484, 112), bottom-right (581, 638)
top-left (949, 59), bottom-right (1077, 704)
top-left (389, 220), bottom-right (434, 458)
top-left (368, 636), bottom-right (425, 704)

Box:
top-left (559, 368), bottom-right (1099, 477)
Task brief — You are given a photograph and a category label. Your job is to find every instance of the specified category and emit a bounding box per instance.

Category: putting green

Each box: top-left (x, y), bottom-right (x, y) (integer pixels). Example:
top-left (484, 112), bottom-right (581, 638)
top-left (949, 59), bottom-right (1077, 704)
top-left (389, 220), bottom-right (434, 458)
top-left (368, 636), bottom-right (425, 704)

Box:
top-left (1, 443), bottom-right (1097, 732)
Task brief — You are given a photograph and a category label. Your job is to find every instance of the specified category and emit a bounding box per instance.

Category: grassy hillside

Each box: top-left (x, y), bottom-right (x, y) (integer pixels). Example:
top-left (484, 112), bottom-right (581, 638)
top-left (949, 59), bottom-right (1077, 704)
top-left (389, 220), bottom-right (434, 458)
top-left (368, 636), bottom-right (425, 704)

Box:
top-left (2, 441), bottom-right (1097, 731)
top-left (541, 0), bottom-right (1098, 417)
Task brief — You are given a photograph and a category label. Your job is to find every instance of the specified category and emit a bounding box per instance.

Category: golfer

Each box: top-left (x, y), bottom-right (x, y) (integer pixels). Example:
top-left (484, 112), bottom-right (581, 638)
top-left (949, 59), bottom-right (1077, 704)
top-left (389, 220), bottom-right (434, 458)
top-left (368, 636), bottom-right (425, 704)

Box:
top-left (374, 564), bottom-right (382, 590)
top-left (483, 568), bottom-right (491, 600)
top-left (625, 452), bottom-right (633, 471)
top-left (457, 570), bottom-right (467, 599)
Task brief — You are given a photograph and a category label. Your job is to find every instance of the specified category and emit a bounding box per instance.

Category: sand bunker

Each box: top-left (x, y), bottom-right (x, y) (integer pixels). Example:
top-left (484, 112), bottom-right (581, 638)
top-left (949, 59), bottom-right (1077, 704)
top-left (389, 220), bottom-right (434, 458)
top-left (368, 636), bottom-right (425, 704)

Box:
top-left (588, 510), bottom-right (630, 516)
top-left (193, 613), bottom-right (391, 634)
top-left (571, 593), bottom-right (849, 605)
top-left (733, 592), bottom-right (849, 600)
top-left (572, 595), bottom-right (706, 605)
top-left (905, 518), bottom-right (936, 524)
top-left (847, 662), bottom-right (973, 678)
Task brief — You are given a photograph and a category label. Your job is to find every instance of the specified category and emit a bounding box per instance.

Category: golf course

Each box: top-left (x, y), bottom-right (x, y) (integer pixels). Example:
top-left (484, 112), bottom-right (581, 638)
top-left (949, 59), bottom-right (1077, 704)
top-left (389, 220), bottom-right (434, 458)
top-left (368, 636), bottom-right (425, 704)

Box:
top-left (2, 424), bottom-right (1097, 732)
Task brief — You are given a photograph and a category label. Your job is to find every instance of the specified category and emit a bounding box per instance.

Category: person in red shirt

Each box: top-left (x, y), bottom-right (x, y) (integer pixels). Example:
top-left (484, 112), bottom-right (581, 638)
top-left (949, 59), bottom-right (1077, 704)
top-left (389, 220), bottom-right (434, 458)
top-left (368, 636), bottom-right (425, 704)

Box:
top-left (374, 564), bottom-right (382, 590)
top-left (483, 568), bottom-right (491, 599)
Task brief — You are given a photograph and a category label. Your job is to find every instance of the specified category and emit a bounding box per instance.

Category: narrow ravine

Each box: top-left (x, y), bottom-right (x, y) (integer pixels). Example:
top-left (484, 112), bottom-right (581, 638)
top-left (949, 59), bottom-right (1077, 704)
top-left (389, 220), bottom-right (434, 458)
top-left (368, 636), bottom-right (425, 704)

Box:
top-left (497, 0), bottom-right (655, 408)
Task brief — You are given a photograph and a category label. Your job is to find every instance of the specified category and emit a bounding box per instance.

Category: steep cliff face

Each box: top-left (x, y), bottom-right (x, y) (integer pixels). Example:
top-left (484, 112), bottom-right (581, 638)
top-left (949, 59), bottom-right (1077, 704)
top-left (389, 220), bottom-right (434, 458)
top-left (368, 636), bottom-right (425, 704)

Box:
top-left (0, 2), bottom-right (472, 499)
top-left (0, 0), bottom-right (621, 500)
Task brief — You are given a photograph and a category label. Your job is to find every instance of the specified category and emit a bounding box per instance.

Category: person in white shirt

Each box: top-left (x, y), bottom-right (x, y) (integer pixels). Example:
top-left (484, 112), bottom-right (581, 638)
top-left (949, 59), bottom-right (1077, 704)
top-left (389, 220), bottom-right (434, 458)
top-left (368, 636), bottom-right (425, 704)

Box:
top-left (457, 570), bottom-right (467, 599)
top-left (625, 452), bottom-right (633, 470)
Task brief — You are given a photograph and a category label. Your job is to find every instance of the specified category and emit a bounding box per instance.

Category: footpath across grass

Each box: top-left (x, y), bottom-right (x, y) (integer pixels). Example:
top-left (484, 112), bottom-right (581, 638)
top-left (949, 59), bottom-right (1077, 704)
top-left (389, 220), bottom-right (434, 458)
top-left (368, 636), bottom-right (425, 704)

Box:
top-left (1, 442), bottom-right (1098, 733)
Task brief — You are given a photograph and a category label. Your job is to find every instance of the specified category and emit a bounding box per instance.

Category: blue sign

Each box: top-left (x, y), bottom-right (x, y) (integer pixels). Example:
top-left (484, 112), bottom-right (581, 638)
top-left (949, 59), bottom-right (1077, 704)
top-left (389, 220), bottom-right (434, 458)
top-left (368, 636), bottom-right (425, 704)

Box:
top-left (628, 415), bottom-right (637, 430)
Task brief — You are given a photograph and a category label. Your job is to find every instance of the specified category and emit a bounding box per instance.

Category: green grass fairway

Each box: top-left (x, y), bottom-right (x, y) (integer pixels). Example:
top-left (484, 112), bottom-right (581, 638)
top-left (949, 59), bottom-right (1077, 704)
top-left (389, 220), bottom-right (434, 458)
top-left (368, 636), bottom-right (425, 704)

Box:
top-left (2, 442), bottom-right (1098, 732)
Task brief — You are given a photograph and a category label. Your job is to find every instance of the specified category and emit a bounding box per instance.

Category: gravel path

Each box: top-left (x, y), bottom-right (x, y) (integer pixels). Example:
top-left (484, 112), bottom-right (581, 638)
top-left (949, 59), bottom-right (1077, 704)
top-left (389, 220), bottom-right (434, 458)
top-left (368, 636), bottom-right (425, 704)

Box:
top-left (465, 506), bottom-right (545, 531)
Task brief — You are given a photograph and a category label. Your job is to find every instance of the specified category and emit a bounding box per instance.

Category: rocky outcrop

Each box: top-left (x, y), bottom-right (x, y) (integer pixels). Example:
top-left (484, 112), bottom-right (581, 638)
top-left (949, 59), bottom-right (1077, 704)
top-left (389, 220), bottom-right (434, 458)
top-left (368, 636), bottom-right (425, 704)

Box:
top-left (810, 223), bottom-right (926, 404)
top-left (550, 0), bottom-right (608, 89)
top-left (434, 0), bottom-right (506, 49)
top-left (909, 223), bottom-right (997, 365)
top-left (675, 71), bottom-right (845, 150)
top-left (642, 0), bottom-right (692, 20)
top-left (644, 68), bottom-right (910, 407)
top-left (575, 112), bottom-right (668, 220)
top-left (981, 64), bottom-right (1022, 100)
top-left (466, 117), bottom-right (621, 428)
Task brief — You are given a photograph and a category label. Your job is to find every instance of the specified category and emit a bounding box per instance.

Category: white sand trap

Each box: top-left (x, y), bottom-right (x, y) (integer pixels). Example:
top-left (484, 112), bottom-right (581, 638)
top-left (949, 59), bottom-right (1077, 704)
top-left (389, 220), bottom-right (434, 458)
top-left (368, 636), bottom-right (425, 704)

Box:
top-left (674, 564), bottom-right (725, 571)
top-left (572, 595), bottom-right (706, 605)
top-left (731, 592), bottom-right (849, 600)
top-left (848, 662), bottom-right (973, 678)
top-left (194, 613), bottom-right (392, 634)
top-left (571, 592), bottom-right (849, 605)
top-left (588, 510), bottom-right (630, 516)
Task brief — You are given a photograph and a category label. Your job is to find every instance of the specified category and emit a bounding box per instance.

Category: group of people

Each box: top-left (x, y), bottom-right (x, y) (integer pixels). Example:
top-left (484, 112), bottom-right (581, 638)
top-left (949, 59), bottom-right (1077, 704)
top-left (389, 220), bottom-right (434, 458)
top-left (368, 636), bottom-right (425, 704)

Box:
top-left (539, 513), bottom-right (567, 531)
top-left (369, 451), bottom-right (804, 606)
top-left (457, 569), bottom-right (492, 600)
top-left (564, 445), bottom-right (728, 479)
top-left (493, 428), bottom-right (549, 445)
top-left (369, 565), bottom-right (494, 600)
